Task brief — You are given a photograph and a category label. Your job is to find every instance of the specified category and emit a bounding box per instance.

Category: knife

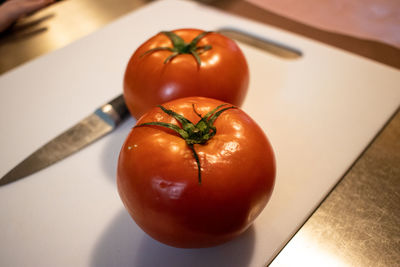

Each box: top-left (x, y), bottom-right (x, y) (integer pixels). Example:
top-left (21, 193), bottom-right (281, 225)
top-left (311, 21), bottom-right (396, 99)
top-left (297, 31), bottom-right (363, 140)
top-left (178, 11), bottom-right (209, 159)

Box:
top-left (0, 94), bottom-right (129, 186)
top-left (0, 29), bottom-right (300, 186)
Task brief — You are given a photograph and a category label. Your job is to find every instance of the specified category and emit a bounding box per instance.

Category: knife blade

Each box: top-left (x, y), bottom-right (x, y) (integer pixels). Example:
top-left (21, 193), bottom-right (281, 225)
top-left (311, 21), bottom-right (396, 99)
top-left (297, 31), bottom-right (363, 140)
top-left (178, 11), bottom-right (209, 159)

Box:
top-left (0, 94), bottom-right (129, 186)
top-left (0, 29), bottom-right (299, 186)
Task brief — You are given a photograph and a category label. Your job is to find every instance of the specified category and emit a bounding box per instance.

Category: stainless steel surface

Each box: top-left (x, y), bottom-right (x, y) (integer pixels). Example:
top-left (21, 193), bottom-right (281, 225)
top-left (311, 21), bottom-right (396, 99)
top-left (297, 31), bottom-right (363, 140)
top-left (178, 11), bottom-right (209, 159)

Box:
top-left (270, 110), bottom-right (400, 267)
top-left (0, 0), bottom-right (150, 75)
top-left (0, 0), bottom-right (398, 265)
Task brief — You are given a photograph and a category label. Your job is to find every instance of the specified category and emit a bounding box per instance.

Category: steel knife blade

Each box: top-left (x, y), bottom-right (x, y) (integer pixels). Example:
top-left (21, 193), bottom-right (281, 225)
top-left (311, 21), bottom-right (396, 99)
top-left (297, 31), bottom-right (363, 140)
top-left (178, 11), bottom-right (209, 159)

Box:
top-left (0, 94), bottom-right (129, 186)
top-left (0, 29), bottom-right (299, 186)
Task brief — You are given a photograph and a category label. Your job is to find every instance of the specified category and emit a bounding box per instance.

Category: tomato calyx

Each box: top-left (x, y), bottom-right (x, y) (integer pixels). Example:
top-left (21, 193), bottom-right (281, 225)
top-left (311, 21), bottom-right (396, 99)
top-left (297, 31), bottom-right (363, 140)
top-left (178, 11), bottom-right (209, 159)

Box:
top-left (141, 31), bottom-right (212, 65)
top-left (136, 103), bottom-right (235, 184)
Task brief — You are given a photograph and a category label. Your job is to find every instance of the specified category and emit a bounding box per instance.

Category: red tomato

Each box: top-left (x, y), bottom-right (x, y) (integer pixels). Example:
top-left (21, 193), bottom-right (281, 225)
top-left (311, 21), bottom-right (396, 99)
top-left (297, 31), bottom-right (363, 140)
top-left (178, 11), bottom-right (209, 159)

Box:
top-left (117, 97), bottom-right (275, 248)
top-left (123, 28), bottom-right (249, 119)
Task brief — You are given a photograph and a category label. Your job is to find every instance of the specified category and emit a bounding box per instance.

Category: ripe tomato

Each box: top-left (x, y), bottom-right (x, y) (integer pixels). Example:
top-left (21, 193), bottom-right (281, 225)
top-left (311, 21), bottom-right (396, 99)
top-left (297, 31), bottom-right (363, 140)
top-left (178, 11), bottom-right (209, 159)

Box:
top-left (123, 28), bottom-right (249, 119)
top-left (117, 97), bottom-right (275, 248)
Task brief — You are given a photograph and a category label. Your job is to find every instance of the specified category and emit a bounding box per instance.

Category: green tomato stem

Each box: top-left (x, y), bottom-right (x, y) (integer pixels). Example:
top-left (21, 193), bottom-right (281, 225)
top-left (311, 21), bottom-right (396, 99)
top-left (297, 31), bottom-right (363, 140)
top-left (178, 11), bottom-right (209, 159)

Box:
top-left (136, 104), bottom-right (235, 183)
top-left (141, 31), bottom-right (213, 65)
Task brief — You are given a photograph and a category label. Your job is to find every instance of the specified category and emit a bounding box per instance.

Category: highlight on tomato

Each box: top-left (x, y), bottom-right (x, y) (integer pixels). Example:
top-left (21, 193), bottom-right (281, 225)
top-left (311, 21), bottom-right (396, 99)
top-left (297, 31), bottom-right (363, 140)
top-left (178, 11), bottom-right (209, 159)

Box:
top-left (123, 28), bottom-right (249, 119)
top-left (117, 97), bottom-right (275, 248)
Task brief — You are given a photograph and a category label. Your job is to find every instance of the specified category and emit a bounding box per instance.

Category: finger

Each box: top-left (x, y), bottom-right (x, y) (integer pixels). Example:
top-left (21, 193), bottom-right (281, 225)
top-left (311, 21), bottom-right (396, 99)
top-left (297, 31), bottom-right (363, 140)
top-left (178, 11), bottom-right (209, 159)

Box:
top-left (0, 0), bottom-right (54, 32)
top-left (5, 0), bottom-right (54, 18)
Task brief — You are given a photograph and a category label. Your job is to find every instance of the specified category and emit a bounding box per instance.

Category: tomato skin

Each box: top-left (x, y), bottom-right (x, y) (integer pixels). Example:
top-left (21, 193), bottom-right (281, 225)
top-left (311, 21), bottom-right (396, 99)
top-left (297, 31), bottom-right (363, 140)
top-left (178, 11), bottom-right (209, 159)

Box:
top-left (123, 29), bottom-right (249, 119)
top-left (117, 97), bottom-right (275, 248)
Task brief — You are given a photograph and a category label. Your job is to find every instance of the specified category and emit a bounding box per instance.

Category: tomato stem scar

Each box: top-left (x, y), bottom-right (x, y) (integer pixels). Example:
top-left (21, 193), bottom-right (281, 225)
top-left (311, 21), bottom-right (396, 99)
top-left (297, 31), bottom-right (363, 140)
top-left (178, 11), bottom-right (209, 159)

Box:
top-left (140, 31), bottom-right (213, 66)
top-left (136, 104), bottom-right (235, 184)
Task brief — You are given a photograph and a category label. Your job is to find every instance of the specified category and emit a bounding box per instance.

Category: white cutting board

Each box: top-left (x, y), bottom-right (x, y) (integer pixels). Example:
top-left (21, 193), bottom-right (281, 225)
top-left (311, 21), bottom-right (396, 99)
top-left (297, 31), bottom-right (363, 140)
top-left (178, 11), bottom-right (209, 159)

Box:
top-left (0, 1), bottom-right (399, 266)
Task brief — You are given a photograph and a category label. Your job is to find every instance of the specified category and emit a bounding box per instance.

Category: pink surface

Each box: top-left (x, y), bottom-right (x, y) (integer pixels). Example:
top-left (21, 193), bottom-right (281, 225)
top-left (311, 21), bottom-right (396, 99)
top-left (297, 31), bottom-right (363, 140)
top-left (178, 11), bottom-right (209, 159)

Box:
top-left (246, 0), bottom-right (400, 48)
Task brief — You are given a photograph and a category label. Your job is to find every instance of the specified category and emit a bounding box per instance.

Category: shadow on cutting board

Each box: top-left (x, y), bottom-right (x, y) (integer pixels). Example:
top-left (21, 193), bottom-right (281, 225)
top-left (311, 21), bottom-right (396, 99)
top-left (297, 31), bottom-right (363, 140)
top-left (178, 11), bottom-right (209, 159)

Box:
top-left (100, 116), bottom-right (136, 184)
top-left (91, 209), bottom-right (256, 267)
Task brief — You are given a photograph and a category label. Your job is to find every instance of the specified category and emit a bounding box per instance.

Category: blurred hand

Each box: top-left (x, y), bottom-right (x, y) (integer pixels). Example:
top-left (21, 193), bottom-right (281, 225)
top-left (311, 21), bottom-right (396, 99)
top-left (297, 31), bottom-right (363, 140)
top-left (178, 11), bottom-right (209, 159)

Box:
top-left (0, 0), bottom-right (54, 32)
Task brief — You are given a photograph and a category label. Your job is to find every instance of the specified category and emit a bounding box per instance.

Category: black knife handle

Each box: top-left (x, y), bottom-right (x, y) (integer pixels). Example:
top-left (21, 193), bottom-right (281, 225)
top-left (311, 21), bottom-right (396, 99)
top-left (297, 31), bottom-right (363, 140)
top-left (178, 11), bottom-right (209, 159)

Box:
top-left (95, 94), bottom-right (130, 128)
top-left (108, 94), bottom-right (130, 120)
